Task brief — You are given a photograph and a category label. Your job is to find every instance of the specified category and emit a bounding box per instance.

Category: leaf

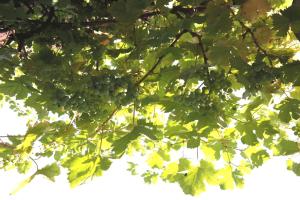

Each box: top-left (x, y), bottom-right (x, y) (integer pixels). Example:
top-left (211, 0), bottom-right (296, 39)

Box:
top-left (147, 152), bottom-right (164, 169)
top-left (256, 120), bottom-right (278, 137)
top-left (187, 137), bottom-right (200, 148)
top-left (94, 157), bottom-right (112, 176)
top-left (134, 122), bottom-right (159, 140)
top-left (272, 14), bottom-right (290, 36)
top-left (287, 160), bottom-right (300, 176)
top-left (112, 130), bottom-right (140, 155)
top-left (251, 150), bottom-right (269, 167)
top-left (241, 0), bottom-right (271, 21)
top-left (142, 171), bottom-right (159, 184)
top-left (17, 161), bottom-right (32, 174)
top-left (100, 157), bottom-right (112, 171)
top-left (277, 99), bottom-right (300, 123)
top-left (207, 43), bottom-right (232, 65)
top-left (178, 158), bottom-right (191, 172)
top-left (282, 62), bottom-right (300, 86)
top-left (216, 166), bottom-right (235, 190)
top-left (161, 162), bottom-right (178, 182)
top-left (276, 140), bottom-right (299, 155)
top-left (291, 86), bottom-right (300, 100)
top-left (178, 166), bottom-right (206, 195)
top-left (206, 3), bottom-right (232, 34)
top-left (177, 160), bottom-right (216, 195)
top-left (62, 156), bottom-right (96, 187)
top-left (109, 0), bottom-right (149, 23)
top-left (0, 81), bottom-right (30, 99)
top-left (37, 163), bottom-right (61, 181)
top-left (241, 132), bottom-right (258, 146)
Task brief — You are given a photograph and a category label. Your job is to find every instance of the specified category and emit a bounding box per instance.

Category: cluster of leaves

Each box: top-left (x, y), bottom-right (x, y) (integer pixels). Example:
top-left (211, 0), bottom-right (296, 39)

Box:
top-left (0, 0), bottom-right (300, 196)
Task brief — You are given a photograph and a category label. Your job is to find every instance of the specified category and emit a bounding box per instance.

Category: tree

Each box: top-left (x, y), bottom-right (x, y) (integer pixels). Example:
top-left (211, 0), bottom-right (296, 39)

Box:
top-left (0, 0), bottom-right (300, 196)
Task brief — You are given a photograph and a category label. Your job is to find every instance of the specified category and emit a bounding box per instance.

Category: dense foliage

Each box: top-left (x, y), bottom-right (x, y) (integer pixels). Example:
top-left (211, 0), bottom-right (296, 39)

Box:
top-left (0, 0), bottom-right (300, 195)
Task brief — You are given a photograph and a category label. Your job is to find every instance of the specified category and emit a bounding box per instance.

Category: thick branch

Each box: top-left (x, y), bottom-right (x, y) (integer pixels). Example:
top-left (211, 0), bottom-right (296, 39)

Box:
top-left (3, 4), bottom-right (208, 47)
top-left (81, 5), bottom-right (207, 27)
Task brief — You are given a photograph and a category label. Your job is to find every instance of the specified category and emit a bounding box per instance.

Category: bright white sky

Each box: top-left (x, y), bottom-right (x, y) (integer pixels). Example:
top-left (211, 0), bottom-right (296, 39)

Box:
top-left (0, 104), bottom-right (299, 200)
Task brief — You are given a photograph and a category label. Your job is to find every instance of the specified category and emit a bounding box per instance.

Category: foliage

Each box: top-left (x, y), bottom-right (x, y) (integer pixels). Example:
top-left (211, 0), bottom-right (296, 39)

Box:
top-left (0, 0), bottom-right (300, 196)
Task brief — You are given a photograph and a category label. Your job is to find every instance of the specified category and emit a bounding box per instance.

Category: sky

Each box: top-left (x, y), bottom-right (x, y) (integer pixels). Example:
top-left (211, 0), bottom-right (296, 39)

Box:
top-left (0, 104), bottom-right (300, 200)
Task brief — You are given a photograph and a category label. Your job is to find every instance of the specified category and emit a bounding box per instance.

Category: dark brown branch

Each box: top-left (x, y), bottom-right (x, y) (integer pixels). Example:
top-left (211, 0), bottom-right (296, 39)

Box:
top-left (135, 55), bottom-right (164, 86)
top-left (100, 108), bottom-right (118, 127)
top-left (65, 4), bottom-right (208, 26)
top-left (171, 5), bottom-right (207, 16)
top-left (189, 31), bottom-right (208, 64)
top-left (3, 4), bottom-right (208, 48)
top-left (228, 8), bottom-right (274, 67)
top-left (80, 5), bottom-right (207, 27)
top-left (136, 29), bottom-right (188, 85)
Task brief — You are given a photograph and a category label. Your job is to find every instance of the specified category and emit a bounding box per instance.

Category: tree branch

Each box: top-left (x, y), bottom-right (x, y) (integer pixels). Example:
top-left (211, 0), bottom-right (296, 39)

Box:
top-left (136, 29), bottom-right (188, 85)
top-left (228, 7), bottom-right (274, 67)
top-left (12, 6), bottom-right (55, 54)
top-left (188, 31), bottom-right (208, 64)
top-left (29, 156), bottom-right (39, 171)
top-left (96, 30), bottom-right (188, 131)
top-left (84, 5), bottom-right (207, 26)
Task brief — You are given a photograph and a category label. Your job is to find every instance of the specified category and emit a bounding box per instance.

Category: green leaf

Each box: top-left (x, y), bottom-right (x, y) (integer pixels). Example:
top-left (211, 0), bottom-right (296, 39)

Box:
top-left (216, 166), bottom-right (235, 190)
top-left (147, 152), bottom-right (164, 169)
top-left (178, 166), bottom-right (206, 195)
top-left (187, 137), bottom-right (200, 148)
top-left (62, 156), bottom-right (96, 187)
top-left (100, 157), bottom-right (112, 171)
top-left (208, 44), bottom-right (232, 65)
top-left (109, 0), bottom-right (149, 23)
top-left (205, 3), bottom-right (232, 34)
top-left (287, 160), bottom-right (300, 176)
top-left (94, 157), bottom-right (112, 176)
top-left (142, 171), bottom-right (159, 184)
top-left (272, 14), bottom-right (290, 36)
top-left (17, 161), bottom-right (32, 174)
top-left (161, 162), bottom-right (178, 182)
top-left (241, 132), bottom-right (258, 146)
top-left (257, 120), bottom-right (278, 137)
top-left (178, 158), bottom-right (191, 172)
top-left (276, 140), bottom-right (299, 155)
top-left (112, 130), bottom-right (140, 155)
top-left (277, 99), bottom-right (300, 123)
top-left (251, 150), bottom-right (269, 167)
top-left (37, 163), bottom-right (61, 182)
top-left (178, 160), bottom-right (216, 195)
top-left (282, 62), bottom-right (300, 86)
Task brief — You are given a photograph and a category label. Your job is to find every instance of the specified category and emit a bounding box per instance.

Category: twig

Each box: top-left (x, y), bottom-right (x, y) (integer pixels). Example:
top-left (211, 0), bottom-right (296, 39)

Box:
top-left (189, 31), bottom-right (208, 64)
top-left (0, 135), bottom-right (24, 138)
top-left (136, 29), bottom-right (188, 85)
top-left (133, 100), bottom-right (136, 126)
top-left (228, 7), bottom-right (274, 67)
top-left (29, 156), bottom-right (39, 171)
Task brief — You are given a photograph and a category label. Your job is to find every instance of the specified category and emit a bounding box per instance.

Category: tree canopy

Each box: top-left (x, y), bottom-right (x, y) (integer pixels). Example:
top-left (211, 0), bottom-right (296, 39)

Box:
top-left (0, 0), bottom-right (300, 196)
